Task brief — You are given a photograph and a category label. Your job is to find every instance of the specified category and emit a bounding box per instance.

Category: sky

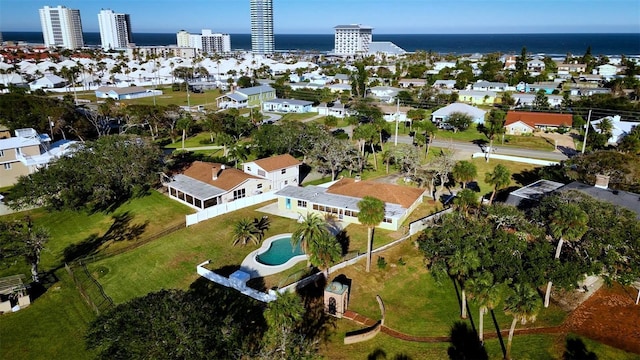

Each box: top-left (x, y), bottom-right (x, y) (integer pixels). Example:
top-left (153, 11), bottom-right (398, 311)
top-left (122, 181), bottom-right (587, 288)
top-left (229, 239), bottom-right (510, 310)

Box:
top-left (1, 0), bottom-right (639, 34)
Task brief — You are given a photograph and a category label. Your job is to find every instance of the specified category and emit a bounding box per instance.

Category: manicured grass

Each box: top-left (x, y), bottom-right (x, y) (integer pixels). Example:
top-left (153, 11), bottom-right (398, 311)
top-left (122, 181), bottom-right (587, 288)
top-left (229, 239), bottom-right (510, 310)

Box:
top-left (0, 270), bottom-right (96, 360)
top-left (163, 132), bottom-right (219, 149)
top-left (279, 112), bottom-right (319, 122)
top-left (0, 191), bottom-right (193, 279)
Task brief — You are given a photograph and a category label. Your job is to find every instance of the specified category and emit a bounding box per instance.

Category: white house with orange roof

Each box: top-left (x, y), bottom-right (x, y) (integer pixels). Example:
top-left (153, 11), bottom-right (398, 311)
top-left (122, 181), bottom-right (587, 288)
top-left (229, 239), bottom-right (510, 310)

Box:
top-left (242, 154), bottom-right (302, 191)
top-left (274, 177), bottom-right (426, 231)
top-left (163, 161), bottom-right (270, 210)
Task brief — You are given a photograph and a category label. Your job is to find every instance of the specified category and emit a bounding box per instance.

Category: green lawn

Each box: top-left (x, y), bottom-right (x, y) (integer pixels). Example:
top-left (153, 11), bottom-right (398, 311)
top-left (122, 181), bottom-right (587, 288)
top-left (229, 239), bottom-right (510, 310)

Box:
top-left (0, 270), bottom-right (96, 360)
top-left (279, 112), bottom-right (319, 122)
top-left (74, 88), bottom-right (222, 110)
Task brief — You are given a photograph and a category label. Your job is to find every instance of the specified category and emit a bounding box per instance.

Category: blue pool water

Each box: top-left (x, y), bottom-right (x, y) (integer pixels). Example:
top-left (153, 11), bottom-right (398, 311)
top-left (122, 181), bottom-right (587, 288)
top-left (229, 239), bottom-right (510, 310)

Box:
top-left (256, 237), bottom-right (305, 266)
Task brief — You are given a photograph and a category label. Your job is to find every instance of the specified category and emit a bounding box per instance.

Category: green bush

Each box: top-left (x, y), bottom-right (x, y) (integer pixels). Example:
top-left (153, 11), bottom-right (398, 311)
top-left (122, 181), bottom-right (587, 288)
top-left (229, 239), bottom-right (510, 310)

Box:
top-left (377, 256), bottom-right (387, 269)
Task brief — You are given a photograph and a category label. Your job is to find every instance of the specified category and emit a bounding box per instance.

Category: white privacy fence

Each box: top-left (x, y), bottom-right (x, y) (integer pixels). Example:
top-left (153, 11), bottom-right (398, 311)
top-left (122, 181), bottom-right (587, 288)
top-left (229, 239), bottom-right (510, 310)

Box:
top-left (186, 192), bottom-right (277, 226)
top-left (408, 207), bottom-right (454, 235)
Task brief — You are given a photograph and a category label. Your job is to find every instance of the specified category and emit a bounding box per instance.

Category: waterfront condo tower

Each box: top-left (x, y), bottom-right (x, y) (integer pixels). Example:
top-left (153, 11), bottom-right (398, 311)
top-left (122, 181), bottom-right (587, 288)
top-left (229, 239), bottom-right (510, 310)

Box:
top-left (98, 9), bottom-right (133, 50)
top-left (39, 5), bottom-right (84, 49)
top-left (334, 24), bottom-right (373, 56)
top-left (250, 0), bottom-right (274, 54)
top-left (176, 30), bottom-right (231, 54)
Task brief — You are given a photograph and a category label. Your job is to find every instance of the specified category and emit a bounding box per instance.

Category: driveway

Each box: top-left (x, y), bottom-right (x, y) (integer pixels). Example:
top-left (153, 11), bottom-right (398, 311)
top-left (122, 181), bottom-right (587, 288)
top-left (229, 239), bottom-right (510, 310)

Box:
top-left (535, 132), bottom-right (577, 157)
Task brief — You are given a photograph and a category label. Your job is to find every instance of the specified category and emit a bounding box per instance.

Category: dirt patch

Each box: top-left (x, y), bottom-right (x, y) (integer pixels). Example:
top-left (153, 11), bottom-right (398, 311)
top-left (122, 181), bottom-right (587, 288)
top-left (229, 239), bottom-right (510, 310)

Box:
top-left (564, 283), bottom-right (640, 354)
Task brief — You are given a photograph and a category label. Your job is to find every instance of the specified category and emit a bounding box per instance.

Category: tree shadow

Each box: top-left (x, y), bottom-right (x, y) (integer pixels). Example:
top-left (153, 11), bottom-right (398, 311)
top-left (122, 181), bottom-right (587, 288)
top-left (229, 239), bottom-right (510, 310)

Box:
top-left (336, 230), bottom-right (350, 256)
top-left (294, 272), bottom-right (336, 345)
top-left (490, 309), bottom-right (506, 358)
top-left (298, 163), bottom-right (313, 183)
top-left (511, 169), bottom-right (543, 186)
top-left (448, 321), bottom-right (488, 360)
top-left (62, 211), bottom-right (148, 263)
top-left (466, 181), bottom-right (481, 193)
top-left (563, 336), bottom-right (598, 360)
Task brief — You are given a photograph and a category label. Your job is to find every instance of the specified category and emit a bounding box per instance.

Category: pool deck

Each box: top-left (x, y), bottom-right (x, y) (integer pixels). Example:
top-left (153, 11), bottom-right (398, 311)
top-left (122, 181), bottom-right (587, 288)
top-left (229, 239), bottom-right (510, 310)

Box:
top-left (240, 233), bottom-right (308, 278)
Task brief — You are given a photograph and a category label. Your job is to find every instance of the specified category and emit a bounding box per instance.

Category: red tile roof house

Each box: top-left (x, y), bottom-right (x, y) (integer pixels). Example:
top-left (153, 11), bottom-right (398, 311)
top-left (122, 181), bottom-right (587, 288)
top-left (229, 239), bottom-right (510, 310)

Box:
top-left (504, 111), bottom-right (573, 135)
top-left (274, 178), bottom-right (427, 231)
top-left (163, 161), bottom-right (270, 210)
top-left (242, 154), bottom-right (302, 191)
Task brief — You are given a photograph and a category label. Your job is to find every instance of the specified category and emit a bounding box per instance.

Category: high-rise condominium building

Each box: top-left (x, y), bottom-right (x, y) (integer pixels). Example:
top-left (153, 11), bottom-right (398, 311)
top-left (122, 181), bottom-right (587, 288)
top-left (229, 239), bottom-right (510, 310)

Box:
top-left (334, 24), bottom-right (373, 55)
top-left (250, 0), bottom-right (274, 54)
top-left (98, 9), bottom-right (132, 50)
top-left (39, 5), bottom-right (84, 49)
top-left (176, 30), bottom-right (230, 54)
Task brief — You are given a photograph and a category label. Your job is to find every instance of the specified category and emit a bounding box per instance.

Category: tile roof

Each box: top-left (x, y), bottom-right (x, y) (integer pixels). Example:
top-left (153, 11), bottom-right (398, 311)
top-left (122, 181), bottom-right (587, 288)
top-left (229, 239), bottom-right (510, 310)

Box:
top-left (326, 178), bottom-right (425, 209)
top-left (505, 111), bottom-right (573, 127)
top-left (183, 161), bottom-right (260, 191)
top-left (252, 154), bottom-right (301, 172)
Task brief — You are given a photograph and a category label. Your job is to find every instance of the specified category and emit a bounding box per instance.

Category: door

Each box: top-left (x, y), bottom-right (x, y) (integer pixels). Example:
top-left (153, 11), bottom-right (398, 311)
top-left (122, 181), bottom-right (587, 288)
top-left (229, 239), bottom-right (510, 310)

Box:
top-left (285, 198), bottom-right (291, 209)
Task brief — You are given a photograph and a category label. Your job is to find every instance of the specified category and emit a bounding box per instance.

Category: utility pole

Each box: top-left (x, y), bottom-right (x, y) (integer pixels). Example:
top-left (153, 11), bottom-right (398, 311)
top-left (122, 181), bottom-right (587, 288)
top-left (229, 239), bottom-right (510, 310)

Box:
top-left (394, 98), bottom-right (400, 146)
top-left (581, 109), bottom-right (592, 154)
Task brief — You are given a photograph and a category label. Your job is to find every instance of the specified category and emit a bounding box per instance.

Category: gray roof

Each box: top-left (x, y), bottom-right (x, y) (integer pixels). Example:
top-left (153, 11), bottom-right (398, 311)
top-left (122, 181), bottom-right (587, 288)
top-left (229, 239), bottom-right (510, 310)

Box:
top-left (264, 98), bottom-right (313, 106)
top-left (560, 182), bottom-right (640, 219)
top-left (225, 92), bottom-right (247, 102)
top-left (168, 174), bottom-right (225, 200)
top-left (368, 41), bottom-right (406, 55)
top-left (334, 74), bottom-right (350, 80)
top-left (96, 86), bottom-right (148, 95)
top-left (432, 103), bottom-right (487, 119)
top-left (335, 24), bottom-right (373, 30)
top-left (275, 185), bottom-right (406, 219)
top-left (236, 85), bottom-right (274, 96)
top-left (506, 180), bottom-right (565, 207)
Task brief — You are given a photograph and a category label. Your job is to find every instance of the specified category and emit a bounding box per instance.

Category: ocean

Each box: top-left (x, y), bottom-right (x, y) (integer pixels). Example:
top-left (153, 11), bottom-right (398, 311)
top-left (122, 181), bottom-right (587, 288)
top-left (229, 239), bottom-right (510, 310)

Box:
top-left (2, 32), bottom-right (639, 56)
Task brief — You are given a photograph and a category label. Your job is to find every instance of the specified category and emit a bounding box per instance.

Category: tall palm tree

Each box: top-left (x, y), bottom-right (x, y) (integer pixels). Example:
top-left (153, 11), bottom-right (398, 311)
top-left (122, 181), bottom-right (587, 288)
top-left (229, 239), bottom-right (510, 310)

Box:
top-left (448, 249), bottom-right (481, 319)
top-left (357, 196), bottom-right (386, 273)
top-left (452, 160), bottom-right (477, 189)
top-left (308, 232), bottom-right (342, 276)
top-left (176, 114), bottom-right (192, 149)
top-left (291, 213), bottom-right (327, 266)
top-left (264, 291), bottom-right (304, 356)
top-left (231, 218), bottom-right (259, 246)
top-left (484, 109), bottom-right (506, 162)
top-left (485, 164), bottom-right (511, 205)
top-left (596, 117), bottom-right (614, 143)
top-left (544, 204), bottom-right (589, 307)
top-left (504, 284), bottom-right (541, 360)
top-left (453, 188), bottom-right (479, 217)
top-left (466, 272), bottom-right (505, 342)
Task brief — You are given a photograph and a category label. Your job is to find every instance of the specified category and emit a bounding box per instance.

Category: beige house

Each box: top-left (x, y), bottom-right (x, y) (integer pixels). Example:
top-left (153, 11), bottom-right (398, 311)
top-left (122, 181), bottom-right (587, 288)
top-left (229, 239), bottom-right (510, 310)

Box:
top-left (274, 178), bottom-right (426, 231)
top-left (164, 161), bottom-right (270, 210)
top-left (0, 128), bottom-right (76, 188)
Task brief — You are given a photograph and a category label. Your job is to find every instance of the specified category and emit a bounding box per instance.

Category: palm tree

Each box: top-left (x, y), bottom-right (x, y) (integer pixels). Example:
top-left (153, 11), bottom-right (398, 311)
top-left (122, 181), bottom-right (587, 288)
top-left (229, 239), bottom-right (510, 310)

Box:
top-left (596, 117), bottom-right (614, 143)
top-left (448, 249), bottom-right (481, 319)
top-left (357, 196), bottom-right (386, 273)
top-left (453, 188), bottom-right (479, 217)
top-left (231, 218), bottom-right (259, 246)
top-left (227, 144), bottom-right (249, 168)
top-left (504, 284), bottom-right (542, 360)
top-left (466, 272), bottom-right (505, 343)
top-left (484, 109), bottom-right (506, 162)
top-left (485, 164), bottom-right (511, 205)
top-left (543, 204), bottom-right (589, 307)
top-left (253, 215), bottom-right (271, 241)
top-left (452, 160), bottom-right (477, 189)
top-left (264, 291), bottom-right (304, 356)
top-left (176, 114), bottom-right (192, 149)
top-left (291, 213), bottom-right (327, 266)
top-left (308, 232), bottom-right (342, 276)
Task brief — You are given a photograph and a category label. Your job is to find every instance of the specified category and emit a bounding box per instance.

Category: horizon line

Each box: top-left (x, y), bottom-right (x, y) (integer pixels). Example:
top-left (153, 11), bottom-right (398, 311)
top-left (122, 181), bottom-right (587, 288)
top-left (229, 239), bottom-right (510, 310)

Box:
top-left (2, 30), bottom-right (640, 35)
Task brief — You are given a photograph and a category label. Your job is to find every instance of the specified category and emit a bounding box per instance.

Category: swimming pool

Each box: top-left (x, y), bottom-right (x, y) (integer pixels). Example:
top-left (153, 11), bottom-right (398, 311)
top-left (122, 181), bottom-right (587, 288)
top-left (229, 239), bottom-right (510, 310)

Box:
top-left (256, 236), bottom-right (304, 266)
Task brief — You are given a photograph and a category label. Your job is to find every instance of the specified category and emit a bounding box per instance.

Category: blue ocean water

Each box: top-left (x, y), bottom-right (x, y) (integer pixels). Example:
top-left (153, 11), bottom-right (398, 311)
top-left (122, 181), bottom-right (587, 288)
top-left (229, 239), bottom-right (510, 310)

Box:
top-left (3, 32), bottom-right (639, 55)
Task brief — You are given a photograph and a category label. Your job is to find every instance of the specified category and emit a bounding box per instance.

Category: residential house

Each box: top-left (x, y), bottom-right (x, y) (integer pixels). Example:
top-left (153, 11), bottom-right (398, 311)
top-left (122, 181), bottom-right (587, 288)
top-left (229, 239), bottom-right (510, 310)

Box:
top-left (431, 102), bottom-right (487, 124)
top-left (317, 101), bottom-right (351, 118)
top-left (504, 111), bottom-right (572, 135)
top-left (328, 83), bottom-right (352, 93)
top-left (516, 82), bottom-right (559, 94)
top-left (596, 64), bottom-right (618, 77)
top-left (458, 90), bottom-right (497, 105)
top-left (262, 98), bottom-right (313, 113)
top-left (556, 63), bottom-right (587, 73)
top-left (590, 115), bottom-right (638, 144)
top-left (333, 73), bottom-right (350, 84)
top-left (163, 161), bottom-right (270, 210)
top-left (568, 87), bottom-right (611, 96)
top-left (432, 80), bottom-right (456, 89)
top-left (398, 78), bottom-right (427, 88)
top-left (578, 74), bottom-right (603, 83)
top-left (527, 59), bottom-right (546, 72)
top-left (216, 85), bottom-right (276, 109)
top-left (502, 55), bottom-right (517, 70)
top-left (274, 177), bottom-right (426, 231)
top-left (29, 74), bottom-right (66, 90)
top-left (0, 128), bottom-right (77, 187)
top-left (471, 81), bottom-right (509, 92)
top-left (512, 93), bottom-right (563, 108)
top-left (95, 86), bottom-right (162, 100)
top-left (368, 86), bottom-right (401, 103)
top-left (378, 104), bottom-right (411, 123)
top-left (242, 154), bottom-right (301, 191)
top-left (289, 82), bottom-right (325, 91)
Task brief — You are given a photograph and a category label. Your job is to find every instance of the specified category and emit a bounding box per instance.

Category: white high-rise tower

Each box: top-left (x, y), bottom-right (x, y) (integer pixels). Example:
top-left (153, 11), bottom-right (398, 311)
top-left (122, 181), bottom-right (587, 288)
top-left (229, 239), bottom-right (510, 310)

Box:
top-left (39, 5), bottom-right (84, 49)
top-left (98, 9), bottom-right (133, 50)
top-left (250, 0), bottom-right (274, 54)
top-left (334, 24), bottom-right (373, 55)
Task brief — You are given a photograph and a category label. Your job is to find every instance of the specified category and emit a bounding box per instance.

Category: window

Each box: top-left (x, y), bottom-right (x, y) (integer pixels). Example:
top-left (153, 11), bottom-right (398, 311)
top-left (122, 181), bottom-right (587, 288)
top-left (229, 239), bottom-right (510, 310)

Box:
top-left (383, 217), bottom-right (392, 224)
top-left (233, 188), bottom-right (246, 200)
top-left (3, 163), bottom-right (11, 170)
top-left (284, 180), bottom-right (288, 185)
top-left (247, 166), bottom-right (251, 172)
top-left (257, 184), bottom-right (262, 189)
top-left (281, 169), bottom-right (286, 174)
top-left (0, 150), bottom-right (4, 157)
top-left (258, 170), bottom-right (266, 177)
top-left (297, 200), bottom-right (307, 208)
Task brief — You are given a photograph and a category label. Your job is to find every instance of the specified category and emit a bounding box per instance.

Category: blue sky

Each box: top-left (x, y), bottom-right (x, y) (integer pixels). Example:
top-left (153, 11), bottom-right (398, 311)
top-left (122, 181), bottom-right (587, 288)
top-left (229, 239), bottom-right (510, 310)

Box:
top-left (1, 0), bottom-right (639, 34)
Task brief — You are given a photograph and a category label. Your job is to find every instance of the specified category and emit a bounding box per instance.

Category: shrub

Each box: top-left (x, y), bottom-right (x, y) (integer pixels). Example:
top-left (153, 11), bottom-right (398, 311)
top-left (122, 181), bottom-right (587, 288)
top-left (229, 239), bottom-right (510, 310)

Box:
top-left (377, 256), bottom-right (387, 269)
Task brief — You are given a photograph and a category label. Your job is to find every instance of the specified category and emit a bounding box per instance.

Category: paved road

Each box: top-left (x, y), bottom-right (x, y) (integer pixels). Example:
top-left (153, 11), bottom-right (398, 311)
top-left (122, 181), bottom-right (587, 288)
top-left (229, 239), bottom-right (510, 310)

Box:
top-left (393, 135), bottom-right (570, 161)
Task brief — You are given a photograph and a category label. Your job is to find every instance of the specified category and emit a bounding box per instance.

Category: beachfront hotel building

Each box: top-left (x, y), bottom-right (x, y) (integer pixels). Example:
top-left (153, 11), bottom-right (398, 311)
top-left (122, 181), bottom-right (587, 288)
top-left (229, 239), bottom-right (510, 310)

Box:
top-left (39, 5), bottom-right (84, 49)
top-left (334, 24), bottom-right (373, 55)
top-left (97, 9), bottom-right (133, 50)
top-left (176, 30), bottom-right (230, 54)
top-left (250, 0), bottom-right (274, 54)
